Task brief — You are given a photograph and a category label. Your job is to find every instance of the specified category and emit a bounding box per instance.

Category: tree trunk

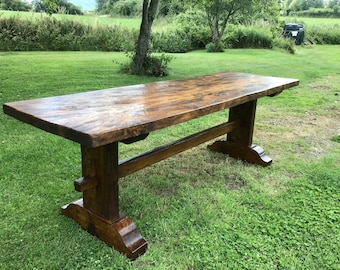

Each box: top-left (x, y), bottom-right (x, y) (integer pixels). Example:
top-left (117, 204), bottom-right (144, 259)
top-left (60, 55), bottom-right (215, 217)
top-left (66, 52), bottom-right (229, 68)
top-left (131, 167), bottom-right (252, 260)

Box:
top-left (212, 18), bottom-right (221, 48)
top-left (132, 0), bottom-right (159, 74)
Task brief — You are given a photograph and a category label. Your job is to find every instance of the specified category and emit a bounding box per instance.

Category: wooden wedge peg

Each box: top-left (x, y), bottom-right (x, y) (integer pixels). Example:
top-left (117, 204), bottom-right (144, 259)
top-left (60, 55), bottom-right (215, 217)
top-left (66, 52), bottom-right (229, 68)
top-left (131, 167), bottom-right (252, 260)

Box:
top-left (74, 177), bottom-right (98, 192)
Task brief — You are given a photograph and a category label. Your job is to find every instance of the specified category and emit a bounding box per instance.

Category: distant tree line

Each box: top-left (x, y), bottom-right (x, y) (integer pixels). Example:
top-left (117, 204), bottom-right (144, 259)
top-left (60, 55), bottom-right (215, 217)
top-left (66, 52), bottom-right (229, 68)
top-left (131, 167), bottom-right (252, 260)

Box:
top-left (0, 0), bottom-right (31, 11)
top-left (282, 0), bottom-right (340, 15)
top-left (32, 0), bottom-right (83, 15)
top-left (0, 0), bottom-right (83, 14)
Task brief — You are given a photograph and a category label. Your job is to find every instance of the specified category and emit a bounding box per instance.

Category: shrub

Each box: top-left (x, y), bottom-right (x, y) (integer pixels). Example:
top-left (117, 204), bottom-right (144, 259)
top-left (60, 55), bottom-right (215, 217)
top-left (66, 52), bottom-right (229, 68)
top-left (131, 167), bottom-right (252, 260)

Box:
top-left (306, 24), bottom-right (340, 44)
top-left (82, 24), bottom-right (137, 51)
top-left (112, 0), bottom-right (142, 17)
top-left (118, 52), bottom-right (173, 77)
top-left (175, 9), bottom-right (211, 49)
top-left (0, 15), bottom-right (138, 51)
top-left (273, 36), bottom-right (296, 54)
top-left (151, 10), bottom-right (211, 53)
top-left (205, 42), bottom-right (224, 52)
top-left (2, 13), bottom-right (339, 53)
top-left (35, 17), bottom-right (84, 50)
top-left (152, 29), bottom-right (192, 53)
top-left (142, 53), bottom-right (172, 76)
top-left (223, 25), bottom-right (273, 49)
top-left (158, 1), bottom-right (186, 16)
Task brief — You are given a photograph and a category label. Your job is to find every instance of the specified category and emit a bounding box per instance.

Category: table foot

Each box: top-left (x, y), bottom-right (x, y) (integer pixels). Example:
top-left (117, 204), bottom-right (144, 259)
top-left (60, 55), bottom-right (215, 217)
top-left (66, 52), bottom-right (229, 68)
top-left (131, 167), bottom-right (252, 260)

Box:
top-left (61, 199), bottom-right (147, 260)
top-left (208, 141), bottom-right (272, 166)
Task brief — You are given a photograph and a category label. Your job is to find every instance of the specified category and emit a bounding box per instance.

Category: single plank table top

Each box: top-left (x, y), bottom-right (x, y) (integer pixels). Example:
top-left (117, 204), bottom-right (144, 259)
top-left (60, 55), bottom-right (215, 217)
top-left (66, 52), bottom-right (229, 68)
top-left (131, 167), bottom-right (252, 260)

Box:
top-left (3, 72), bottom-right (299, 148)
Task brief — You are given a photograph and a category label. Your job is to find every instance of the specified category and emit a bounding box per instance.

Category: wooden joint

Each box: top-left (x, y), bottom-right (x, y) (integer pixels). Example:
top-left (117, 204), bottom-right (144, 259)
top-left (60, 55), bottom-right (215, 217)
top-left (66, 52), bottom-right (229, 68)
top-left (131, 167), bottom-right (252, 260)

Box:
top-left (121, 133), bottom-right (149, 144)
top-left (74, 177), bottom-right (98, 192)
top-left (119, 121), bottom-right (240, 178)
top-left (268, 90), bottom-right (282, 97)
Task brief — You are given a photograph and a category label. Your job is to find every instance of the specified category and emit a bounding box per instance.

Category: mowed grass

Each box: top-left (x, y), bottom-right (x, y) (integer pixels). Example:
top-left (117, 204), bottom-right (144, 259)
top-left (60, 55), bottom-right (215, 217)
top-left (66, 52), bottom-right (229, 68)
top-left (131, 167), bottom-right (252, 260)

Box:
top-left (0, 46), bottom-right (340, 269)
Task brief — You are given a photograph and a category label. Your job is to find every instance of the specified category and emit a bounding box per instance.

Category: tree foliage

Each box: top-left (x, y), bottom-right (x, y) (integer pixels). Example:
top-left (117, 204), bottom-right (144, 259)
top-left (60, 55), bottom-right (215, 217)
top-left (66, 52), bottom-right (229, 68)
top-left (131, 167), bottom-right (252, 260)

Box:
top-left (286, 0), bottom-right (324, 12)
top-left (158, 0), bottom-right (187, 16)
top-left (0, 0), bottom-right (31, 11)
top-left (327, 0), bottom-right (340, 8)
top-left (187, 0), bottom-right (280, 51)
top-left (96, 0), bottom-right (110, 11)
top-left (32, 0), bottom-right (83, 15)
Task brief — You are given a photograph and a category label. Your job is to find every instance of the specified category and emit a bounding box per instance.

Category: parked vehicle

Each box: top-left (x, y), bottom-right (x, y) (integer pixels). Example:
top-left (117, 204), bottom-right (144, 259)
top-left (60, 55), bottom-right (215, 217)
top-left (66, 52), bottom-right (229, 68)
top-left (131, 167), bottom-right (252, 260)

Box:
top-left (283, 23), bottom-right (304, 45)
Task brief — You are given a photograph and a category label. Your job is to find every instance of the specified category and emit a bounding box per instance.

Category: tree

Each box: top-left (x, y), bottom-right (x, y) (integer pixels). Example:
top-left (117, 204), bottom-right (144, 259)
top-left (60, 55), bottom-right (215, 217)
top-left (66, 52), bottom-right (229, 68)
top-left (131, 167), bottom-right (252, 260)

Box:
top-left (287, 0), bottom-right (324, 12)
top-left (0, 0), bottom-right (31, 11)
top-left (131, 0), bottom-right (160, 74)
top-left (44, 0), bottom-right (57, 15)
top-left (102, 0), bottom-right (119, 13)
top-left (96, 0), bottom-right (108, 11)
top-left (328, 0), bottom-right (340, 8)
top-left (158, 0), bottom-right (187, 16)
top-left (189, 0), bottom-right (280, 51)
top-left (32, 0), bottom-right (83, 14)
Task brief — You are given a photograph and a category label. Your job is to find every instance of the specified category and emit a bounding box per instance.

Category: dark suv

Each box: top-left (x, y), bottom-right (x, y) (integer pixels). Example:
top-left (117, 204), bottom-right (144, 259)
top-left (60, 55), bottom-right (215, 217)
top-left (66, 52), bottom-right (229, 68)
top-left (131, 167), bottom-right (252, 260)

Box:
top-left (283, 23), bottom-right (304, 45)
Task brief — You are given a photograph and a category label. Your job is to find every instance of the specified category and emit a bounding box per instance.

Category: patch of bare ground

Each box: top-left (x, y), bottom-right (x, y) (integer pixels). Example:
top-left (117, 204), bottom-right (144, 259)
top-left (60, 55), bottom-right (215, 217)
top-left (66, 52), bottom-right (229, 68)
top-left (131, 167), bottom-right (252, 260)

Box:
top-left (258, 113), bottom-right (339, 160)
top-left (256, 75), bottom-right (340, 163)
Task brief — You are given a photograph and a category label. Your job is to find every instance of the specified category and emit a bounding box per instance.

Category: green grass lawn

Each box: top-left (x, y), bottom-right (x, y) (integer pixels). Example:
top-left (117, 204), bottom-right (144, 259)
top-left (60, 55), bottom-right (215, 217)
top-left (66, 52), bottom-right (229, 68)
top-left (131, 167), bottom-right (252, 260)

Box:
top-left (1, 46), bottom-right (340, 269)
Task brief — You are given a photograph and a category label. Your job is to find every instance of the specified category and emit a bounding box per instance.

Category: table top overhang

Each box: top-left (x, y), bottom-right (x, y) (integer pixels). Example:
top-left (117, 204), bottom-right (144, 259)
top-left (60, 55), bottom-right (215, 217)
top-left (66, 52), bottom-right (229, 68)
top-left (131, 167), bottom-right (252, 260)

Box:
top-left (3, 72), bottom-right (299, 147)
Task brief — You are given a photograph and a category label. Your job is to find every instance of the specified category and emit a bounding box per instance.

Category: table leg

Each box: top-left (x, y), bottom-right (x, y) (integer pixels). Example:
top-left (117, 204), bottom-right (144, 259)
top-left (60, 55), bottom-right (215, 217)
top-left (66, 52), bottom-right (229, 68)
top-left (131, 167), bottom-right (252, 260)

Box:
top-left (61, 142), bottom-right (147, 260)
top-left (208, 100), bottom-right (272, 166)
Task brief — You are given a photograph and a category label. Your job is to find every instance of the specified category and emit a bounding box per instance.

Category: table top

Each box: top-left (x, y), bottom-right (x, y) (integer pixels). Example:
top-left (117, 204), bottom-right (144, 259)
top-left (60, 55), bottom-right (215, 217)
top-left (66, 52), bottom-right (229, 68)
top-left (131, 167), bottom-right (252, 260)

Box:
top-left (3, 72), bottom-right (299, 147)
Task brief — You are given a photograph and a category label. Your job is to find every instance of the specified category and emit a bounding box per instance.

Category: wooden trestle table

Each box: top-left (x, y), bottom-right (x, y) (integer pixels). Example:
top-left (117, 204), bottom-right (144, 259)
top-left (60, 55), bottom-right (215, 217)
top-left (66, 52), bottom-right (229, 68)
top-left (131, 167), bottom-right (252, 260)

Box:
top-left (3, 72), bottom-right (299, 259)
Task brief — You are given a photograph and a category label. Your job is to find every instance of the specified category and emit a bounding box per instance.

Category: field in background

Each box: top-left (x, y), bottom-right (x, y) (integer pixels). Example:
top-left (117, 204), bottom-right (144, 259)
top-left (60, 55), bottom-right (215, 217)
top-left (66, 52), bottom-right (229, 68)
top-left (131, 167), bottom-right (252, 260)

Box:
top-left (281, 16), bottom-right (340, 25)
top-left (0, 10), bottom-right (142, 28)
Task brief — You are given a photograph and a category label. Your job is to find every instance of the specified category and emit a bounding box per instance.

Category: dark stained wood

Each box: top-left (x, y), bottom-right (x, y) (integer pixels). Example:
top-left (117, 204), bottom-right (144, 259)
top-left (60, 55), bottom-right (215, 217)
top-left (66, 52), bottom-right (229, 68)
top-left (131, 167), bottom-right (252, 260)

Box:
top-left (2, 72), bottom-right (299, 259)
top-left (74, 177), bottom-right (98, 192)
top-left (61, 199), bottom-right (147, 260)
top-left (208, 142), bottom-right (272, 166)
top-left (3, 72), bottom-right (299, 148)
top-left (81, 143), bottom-right (119, 219)
top-left (121, 133), bottom-right (149, 144)
top-left (208, 100), bottom-right (272, 166)
top-left (228, 100), bottom-right (257, 146)
top-left (63, 142), bottom-right (148, 258)
top-left (119, 121), bottom-right (240, 178)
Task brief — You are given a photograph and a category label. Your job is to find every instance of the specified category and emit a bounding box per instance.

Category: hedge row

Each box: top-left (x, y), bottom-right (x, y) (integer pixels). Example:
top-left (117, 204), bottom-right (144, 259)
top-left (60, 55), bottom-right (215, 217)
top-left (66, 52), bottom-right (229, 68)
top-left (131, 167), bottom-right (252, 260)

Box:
top-left (289, 7), bottom-right (340, 18)
top-left (0, 12), bottom-right (276, 52)
top-left (306, 24), bottom-right (340, 44)
top-left (1, 15), bottom-right (339, 52)
top-left (0, 16), bottom-right (137, 51)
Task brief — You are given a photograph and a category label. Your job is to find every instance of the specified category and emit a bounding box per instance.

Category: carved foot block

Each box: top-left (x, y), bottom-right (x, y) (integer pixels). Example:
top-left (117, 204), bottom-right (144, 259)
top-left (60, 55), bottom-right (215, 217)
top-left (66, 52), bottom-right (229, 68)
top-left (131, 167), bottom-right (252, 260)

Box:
top-left (61, 199), bottom-right (147, 260)
top-left (208, 140), bottom-right (272, 166)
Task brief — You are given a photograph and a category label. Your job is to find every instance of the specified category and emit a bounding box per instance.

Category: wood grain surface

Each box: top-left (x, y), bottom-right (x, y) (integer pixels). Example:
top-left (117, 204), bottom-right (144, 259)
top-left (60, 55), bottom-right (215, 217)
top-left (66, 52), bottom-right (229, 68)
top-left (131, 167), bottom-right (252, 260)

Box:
top-left (3, 72), bottom-right (299, 147)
